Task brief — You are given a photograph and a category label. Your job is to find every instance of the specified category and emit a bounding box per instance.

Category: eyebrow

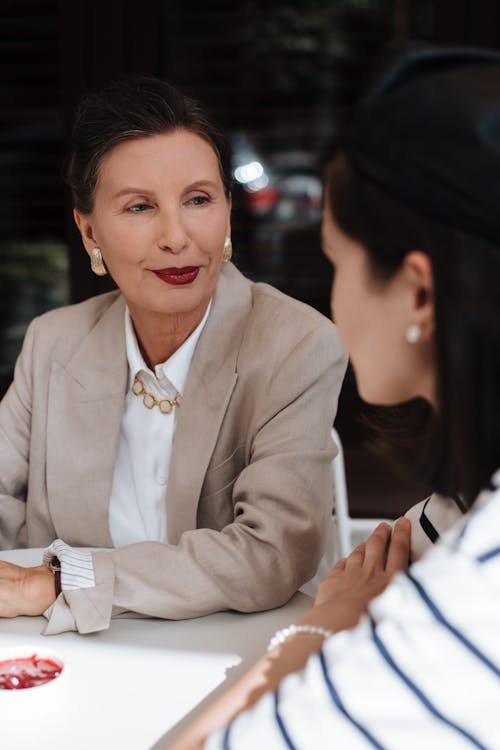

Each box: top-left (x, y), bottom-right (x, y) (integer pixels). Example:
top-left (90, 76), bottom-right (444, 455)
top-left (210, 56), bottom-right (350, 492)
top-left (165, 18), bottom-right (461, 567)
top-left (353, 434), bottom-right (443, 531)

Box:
top-left (185, 180), bottom-right (219, 191)
top-left (111, 179), bottom-right (219, 200)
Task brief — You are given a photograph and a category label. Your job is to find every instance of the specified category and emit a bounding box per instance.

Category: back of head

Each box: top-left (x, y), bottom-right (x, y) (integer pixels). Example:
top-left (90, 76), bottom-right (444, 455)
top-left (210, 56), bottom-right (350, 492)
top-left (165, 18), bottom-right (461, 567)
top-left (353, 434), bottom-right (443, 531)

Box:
top-left (66, 76), bottom-right (232, 214)
top-left (349, 42), bottom-right (500, 246)
top-left (326, 42), bottom-right (500, 504)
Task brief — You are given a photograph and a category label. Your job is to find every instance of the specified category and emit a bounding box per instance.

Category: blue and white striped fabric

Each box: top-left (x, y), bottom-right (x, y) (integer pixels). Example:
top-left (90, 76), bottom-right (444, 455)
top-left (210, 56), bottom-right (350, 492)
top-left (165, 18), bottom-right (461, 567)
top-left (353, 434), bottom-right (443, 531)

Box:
top-left (405, 492), bottom-right (465, 562)
top-left (206, 470), bottom-right (500, 749)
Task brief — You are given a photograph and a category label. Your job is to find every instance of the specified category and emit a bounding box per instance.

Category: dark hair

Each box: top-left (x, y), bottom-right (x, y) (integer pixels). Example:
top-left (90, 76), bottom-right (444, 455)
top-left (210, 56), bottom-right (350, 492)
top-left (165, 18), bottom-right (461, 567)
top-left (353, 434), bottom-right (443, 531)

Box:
top-left (66, 76), bottom-right (233, 213)
top-left (326, 154), bottom-right (500, 506)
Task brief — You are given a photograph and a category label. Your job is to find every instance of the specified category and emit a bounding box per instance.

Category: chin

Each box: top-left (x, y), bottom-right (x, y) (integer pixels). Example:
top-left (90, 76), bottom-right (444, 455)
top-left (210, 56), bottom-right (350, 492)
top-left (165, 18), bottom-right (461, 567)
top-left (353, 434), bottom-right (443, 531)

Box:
top-left (149, 284), bottom-right (207, 313)
top-left (357, 389), bottom-right (393, 406)
top-left (357, 381), bottom-right (421, 407)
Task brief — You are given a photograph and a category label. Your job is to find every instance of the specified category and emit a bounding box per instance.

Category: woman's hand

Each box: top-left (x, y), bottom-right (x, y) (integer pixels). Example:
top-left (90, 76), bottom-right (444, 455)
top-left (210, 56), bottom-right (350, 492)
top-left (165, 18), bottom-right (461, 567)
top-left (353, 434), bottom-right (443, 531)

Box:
top-left (300, 517), bottom-right (411, 633)
top-left (0, 561), bottom-right (57, 617)
top-left (170, 518), bottom-right (412, 750)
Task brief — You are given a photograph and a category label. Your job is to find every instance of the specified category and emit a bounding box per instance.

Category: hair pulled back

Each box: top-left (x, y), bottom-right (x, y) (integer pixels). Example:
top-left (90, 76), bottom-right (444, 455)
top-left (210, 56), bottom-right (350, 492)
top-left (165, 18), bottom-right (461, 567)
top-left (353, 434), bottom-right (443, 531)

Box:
top-left (66, 76), bottom-right (232, 214)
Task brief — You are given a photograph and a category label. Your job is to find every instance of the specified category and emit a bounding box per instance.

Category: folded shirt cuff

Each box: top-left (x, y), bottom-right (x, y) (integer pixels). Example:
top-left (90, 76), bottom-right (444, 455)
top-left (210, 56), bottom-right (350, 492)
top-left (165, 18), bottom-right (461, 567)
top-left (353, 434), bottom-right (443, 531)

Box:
top-left (43, 539), bottom-right (95, 591)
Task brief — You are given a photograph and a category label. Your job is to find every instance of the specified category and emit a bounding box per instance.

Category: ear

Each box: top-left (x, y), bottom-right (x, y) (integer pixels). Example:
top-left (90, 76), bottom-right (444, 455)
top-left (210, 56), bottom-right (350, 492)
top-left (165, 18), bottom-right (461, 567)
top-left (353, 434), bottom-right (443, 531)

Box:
top-left (402, 251), bottom-right (435, 339)
top-left (73, 208), bottom-right (99, 258)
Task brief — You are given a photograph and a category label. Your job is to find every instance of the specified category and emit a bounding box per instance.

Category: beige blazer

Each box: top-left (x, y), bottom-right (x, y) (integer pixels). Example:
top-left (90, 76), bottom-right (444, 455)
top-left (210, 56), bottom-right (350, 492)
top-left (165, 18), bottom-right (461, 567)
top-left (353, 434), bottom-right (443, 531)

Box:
top-left (0, 263), bottom-right (347, 633)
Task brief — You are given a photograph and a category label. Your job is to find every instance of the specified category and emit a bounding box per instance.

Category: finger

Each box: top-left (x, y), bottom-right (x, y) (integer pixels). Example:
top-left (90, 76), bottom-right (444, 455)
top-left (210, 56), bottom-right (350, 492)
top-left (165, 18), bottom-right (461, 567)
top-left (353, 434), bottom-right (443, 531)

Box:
top-left (321, 557), bottom-right (347, 585)
top-left (362, 523), bottom-right (392, 571)
top-left (386, 517), bottom-right (411, 576)
top-left (345, 542), bottom-right (366, 570)
top-left (333, 557), bottom-right (347, 571)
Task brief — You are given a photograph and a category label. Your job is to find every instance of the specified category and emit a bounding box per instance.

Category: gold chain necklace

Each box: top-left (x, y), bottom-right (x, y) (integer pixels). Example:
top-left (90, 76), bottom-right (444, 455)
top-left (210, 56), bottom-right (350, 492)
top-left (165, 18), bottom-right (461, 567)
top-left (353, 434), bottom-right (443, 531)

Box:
top-left (131, 375), bottom-right (181, 414)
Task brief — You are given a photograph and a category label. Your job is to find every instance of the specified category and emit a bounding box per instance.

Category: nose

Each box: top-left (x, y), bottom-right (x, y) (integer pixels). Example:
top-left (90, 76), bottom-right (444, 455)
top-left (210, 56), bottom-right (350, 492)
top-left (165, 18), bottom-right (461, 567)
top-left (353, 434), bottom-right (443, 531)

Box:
top-left (157, 205), bottom-right (189, 254)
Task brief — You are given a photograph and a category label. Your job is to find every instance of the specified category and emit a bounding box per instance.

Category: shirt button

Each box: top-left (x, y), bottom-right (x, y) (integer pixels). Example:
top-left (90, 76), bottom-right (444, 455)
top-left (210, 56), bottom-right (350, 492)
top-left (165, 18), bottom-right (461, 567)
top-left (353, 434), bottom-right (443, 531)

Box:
top-left (158, 476), bottom-right (168, 486)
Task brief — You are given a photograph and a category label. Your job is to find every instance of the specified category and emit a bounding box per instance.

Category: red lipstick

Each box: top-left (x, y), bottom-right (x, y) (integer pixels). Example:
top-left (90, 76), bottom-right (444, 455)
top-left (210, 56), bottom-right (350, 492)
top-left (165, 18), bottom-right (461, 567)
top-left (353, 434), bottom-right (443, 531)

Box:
top-left (153, 266), bottom-right (200, 285)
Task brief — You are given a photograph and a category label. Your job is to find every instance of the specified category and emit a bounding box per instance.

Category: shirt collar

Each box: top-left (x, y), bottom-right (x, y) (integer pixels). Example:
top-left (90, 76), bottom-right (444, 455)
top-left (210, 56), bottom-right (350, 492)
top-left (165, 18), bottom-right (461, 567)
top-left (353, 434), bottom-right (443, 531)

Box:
top-left (125, 301), bottom-right (212, 395)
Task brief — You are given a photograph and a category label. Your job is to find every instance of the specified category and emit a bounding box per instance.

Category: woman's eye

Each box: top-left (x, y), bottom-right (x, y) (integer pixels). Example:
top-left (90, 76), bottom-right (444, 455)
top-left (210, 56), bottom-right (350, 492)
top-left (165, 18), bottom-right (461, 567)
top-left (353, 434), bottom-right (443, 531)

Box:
top-left (189, 195), bottom-right (209, 206)
top-left (127, 203), bottom-right (151, 213)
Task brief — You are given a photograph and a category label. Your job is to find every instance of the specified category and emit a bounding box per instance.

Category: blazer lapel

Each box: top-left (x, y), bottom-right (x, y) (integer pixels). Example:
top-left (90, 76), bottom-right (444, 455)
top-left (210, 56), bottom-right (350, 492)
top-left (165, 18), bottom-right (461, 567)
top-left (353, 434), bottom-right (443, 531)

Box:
top-left (165, 264), bottom-right (251, 543)
top-left (46, 293), bottom-right (127, 547)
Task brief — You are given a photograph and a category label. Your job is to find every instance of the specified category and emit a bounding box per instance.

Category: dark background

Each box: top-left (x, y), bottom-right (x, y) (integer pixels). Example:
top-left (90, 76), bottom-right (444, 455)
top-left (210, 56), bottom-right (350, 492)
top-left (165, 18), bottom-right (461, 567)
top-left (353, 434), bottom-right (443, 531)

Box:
top-left (1, 0), bottom-right (499, 518)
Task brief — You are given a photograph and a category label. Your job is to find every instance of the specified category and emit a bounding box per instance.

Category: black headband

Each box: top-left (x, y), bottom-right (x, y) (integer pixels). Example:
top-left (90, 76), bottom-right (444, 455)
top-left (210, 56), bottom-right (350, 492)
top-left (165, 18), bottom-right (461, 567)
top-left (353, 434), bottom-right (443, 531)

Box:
top-left (347, 42), bottom-right (500, 245)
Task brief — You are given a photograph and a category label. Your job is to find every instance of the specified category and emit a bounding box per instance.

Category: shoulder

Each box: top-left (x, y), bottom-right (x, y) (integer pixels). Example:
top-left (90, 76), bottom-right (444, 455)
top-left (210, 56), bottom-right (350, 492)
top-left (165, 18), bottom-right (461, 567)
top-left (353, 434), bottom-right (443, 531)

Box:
top-left (401, 479), bottom-right (500, 613)
top-left (28, 291), bottom-right (122, 340)
top-left (405, 493), bottom-right (465, 562)
top-left (252, 280), bottom-right (330, 331)
top-left (226, 264), bottom-right (345, 365)
top-left (22, 291), bottom-right (123, 365)
top-left (452, 475), bottom-right (500, 565)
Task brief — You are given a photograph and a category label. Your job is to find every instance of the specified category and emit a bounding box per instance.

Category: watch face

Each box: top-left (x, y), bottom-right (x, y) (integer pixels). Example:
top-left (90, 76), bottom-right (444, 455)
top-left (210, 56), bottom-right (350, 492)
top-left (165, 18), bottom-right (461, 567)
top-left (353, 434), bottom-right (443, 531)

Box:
top-left (48, 558), bottom-right (61, 573)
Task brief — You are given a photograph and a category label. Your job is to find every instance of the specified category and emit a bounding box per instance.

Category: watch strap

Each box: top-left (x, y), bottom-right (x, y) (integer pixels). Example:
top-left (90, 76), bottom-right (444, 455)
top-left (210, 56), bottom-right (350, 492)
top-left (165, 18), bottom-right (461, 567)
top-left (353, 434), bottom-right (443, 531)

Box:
top-left (47, 556), bottom-right (62, 597)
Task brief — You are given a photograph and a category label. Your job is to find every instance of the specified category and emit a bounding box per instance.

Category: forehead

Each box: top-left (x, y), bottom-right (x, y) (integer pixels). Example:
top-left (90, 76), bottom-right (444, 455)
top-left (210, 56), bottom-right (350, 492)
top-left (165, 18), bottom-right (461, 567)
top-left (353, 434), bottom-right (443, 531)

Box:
top-left (321, 208), bottom-right (370, 269)
top-left (97, 129), bottom-right (222, 189)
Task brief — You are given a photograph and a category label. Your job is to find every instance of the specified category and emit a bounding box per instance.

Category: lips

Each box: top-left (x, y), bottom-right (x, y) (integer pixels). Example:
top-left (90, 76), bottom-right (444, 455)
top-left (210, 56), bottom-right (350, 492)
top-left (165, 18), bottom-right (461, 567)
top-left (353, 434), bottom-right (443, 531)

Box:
top-left (152, 266), bottom-right (200, 285)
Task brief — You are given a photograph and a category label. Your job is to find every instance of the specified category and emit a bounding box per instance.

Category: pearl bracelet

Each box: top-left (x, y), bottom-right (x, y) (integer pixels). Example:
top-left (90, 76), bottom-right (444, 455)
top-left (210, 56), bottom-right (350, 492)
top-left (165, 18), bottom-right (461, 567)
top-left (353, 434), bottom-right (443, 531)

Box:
top-left (267, 624), bottom-right (334, 652)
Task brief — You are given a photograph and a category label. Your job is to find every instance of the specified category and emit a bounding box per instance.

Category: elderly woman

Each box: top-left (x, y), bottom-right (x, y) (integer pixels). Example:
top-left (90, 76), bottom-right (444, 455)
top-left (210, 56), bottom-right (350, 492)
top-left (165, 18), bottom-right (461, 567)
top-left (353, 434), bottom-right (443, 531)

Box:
top-left (0, 77), bottom-right (347, 633)
top-left (172, 43), bottom-right (500, 749)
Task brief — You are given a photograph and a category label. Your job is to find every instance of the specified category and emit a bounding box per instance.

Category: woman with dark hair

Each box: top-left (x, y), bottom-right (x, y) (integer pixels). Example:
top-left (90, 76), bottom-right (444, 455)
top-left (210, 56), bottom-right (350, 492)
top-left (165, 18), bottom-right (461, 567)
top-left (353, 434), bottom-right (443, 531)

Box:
top-left (0, 77), bottom-right (347, 632)
top-left (172, 44), bottom-right (500, 749)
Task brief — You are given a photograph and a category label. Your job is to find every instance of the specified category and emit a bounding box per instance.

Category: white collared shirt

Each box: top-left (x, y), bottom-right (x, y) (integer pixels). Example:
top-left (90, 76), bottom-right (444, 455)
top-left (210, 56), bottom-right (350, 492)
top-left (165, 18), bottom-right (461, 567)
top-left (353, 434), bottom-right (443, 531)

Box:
top-left (44, 301), bottom-right (211, 594)
top-left (109, 302), bottom-right (211, 546)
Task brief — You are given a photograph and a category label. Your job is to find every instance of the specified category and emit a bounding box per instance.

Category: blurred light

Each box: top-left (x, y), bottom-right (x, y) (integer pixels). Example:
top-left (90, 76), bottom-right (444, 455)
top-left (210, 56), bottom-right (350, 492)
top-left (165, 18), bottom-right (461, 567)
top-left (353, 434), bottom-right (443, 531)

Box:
top-left (245, 174), bottom-right (269, 192)
top-left (279, 175), bottom-right (322, 197)
top-left (234, 161), bottom-right (264, 184)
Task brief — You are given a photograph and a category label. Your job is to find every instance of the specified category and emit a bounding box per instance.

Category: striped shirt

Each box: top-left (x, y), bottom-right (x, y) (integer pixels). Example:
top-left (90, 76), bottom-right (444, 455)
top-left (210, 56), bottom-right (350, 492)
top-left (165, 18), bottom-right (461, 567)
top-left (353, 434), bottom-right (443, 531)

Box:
top-left (206, 469), bottom-right (500, 749)
top-left (405, 492), bottom-right (465, 562)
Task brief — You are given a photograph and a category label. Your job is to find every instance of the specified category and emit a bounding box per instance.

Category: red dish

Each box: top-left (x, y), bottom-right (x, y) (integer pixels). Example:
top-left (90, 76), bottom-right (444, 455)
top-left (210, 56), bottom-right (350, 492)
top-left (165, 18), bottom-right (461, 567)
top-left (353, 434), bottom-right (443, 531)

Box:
top-left (0, 654), bottom-right (62, 690)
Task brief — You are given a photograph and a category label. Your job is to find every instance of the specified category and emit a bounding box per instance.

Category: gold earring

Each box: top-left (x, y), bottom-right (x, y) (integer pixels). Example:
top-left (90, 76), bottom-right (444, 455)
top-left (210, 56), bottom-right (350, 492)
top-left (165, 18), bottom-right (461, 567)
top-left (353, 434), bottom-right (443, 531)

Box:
top-left (222, 237), bottom-right (233, 264)
top-left (90, 247), bottom-right (108, 276)
top-left (405, 324), bottom-right (422, 344)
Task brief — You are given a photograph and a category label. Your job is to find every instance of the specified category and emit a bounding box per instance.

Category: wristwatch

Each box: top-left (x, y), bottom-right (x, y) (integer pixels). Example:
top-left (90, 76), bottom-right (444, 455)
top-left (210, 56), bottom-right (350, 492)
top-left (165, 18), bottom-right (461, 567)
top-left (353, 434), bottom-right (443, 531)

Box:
top-left (47, 556), bottom-right (62, 597)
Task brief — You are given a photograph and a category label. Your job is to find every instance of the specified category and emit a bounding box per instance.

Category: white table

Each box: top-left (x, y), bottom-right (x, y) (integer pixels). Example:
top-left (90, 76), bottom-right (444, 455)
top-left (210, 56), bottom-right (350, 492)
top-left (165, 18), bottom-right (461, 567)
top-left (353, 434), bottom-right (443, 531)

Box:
top-left (0, 549), bottom-right (311, 749)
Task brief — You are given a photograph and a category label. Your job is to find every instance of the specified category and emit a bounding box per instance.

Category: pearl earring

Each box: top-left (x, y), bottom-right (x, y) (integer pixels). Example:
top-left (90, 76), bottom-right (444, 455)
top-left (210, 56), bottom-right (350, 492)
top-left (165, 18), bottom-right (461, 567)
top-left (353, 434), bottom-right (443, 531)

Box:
top-left (90, 248), bottom-right (108, 276)
top-left (405, 324), bottom-right (422, 344)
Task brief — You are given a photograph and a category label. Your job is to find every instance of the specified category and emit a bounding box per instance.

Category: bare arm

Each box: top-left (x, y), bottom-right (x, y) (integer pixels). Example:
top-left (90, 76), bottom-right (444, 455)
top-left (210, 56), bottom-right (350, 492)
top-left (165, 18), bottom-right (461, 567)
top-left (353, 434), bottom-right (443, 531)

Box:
top-left (0, 560), bottom-right (56, 616)
top-left (169, 518), bottom-right (411, 750)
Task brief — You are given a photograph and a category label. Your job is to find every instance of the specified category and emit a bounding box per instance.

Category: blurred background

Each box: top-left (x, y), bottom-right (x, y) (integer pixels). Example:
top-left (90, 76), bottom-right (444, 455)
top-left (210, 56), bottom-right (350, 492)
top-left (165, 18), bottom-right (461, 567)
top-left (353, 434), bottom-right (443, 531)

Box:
top-left (1, 0), bottom-right (499, 519)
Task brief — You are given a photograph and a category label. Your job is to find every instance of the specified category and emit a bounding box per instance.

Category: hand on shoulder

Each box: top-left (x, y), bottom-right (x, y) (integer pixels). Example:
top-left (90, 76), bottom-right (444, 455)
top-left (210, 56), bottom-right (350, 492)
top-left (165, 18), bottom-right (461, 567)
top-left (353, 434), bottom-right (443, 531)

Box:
top-left (300, 517), bottom-right (411, 634)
